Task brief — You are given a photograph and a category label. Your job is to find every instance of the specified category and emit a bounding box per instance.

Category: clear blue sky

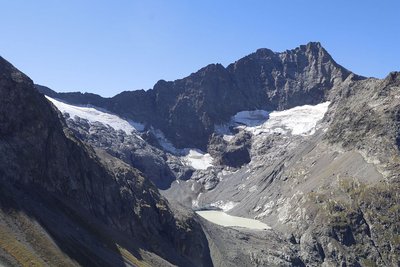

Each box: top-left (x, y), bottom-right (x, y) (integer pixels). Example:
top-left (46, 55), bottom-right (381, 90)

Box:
top-left (1, 1), bottom-right (399, 97)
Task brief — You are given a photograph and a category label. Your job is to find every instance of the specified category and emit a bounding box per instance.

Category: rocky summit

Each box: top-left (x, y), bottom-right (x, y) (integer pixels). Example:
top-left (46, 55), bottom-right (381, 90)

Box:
top-left (1, 42), bottom-right (399, 266)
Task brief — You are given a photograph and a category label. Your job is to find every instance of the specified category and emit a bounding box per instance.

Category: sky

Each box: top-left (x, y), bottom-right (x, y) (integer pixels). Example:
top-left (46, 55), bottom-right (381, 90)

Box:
top-left (0, 1), bottom-right (399, 97)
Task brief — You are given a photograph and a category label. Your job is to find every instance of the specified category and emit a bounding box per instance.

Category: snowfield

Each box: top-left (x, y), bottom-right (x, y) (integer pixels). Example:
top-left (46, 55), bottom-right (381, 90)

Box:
top-left (45, 96), bottom-right (144, 135)
top-left (231, 102), bottom-right (330, 136)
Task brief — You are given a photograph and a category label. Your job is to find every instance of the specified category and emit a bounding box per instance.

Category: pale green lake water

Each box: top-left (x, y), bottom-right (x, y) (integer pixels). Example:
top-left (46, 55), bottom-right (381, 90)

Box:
top-left (196, 210), bottom-right (270, 230)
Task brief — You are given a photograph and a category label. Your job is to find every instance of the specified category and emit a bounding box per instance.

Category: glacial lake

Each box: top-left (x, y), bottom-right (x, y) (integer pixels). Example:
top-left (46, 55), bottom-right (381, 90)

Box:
top-left (196, 210), bottom-right (270, 230)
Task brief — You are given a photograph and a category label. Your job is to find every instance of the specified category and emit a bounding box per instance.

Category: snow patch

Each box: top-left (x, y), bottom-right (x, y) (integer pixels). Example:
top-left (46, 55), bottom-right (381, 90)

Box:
top-left (150, 128), bottom-right (179, 154)
top-left (182, 149), bottom-right (214, 170)
top-left (241, 102), bottom-right (330, 136)
top-left (192, 192), bottom-right (203, 209)
top-left (216, 102), bottom-right (330, 138)
top-left (192, 199), bottom-right (199, 209)
top-left (221, 169), bottom-right (238, 176)
top-left (210, 200), bottom-right (239, 212)
top-left (46, 96), bottom-right (144, 135)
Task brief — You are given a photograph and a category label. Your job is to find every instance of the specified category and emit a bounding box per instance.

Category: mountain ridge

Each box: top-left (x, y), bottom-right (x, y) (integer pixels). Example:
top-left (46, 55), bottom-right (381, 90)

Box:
top-left (36, 42), bottom-right (357, 150)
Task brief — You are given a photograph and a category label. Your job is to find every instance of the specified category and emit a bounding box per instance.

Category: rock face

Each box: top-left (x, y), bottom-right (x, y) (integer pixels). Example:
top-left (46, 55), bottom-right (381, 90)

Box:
top-left (208, 132), bottom-right (252, 168)
top-left (0, 57), bottom-right (212, 266)
top-left (325, 72), bottom-right (400, 179)
top-left (37, 42), bottom-right (353, 150)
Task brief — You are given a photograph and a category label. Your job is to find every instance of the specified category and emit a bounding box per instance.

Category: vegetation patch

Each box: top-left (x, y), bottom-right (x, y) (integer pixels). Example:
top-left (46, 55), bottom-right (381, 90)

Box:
top-left (0, 223), bottom-right (45, 267)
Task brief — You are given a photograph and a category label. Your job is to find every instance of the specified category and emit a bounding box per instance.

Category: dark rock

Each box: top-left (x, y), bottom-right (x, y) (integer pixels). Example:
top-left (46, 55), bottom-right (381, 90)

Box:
top-left (209, 131), bottom-right (252, 168)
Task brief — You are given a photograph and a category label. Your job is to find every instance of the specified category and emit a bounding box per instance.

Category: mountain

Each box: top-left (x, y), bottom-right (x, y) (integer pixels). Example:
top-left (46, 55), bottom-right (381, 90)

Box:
top-left (37, 42), bottom-right (356, 150)
top-left (0, 56), bottom-right (212, 266)
top-left (5, 42), bottom-right (400, 266)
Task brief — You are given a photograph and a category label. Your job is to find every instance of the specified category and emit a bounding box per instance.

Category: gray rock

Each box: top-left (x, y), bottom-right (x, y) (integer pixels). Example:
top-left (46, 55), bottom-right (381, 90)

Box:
top-left (209, 131), bottom-right (252, 168)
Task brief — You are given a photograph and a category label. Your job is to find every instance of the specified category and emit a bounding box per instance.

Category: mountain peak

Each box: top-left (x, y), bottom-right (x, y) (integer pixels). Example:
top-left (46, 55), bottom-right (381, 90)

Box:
top-left (385, 71), bottom-right (400, 84)
top-left (296, 41), bottom-right (329, 57)
top-left (306, 41), bottom-right (322, 48)
top-left (255, 48), bottom-right (276, 57)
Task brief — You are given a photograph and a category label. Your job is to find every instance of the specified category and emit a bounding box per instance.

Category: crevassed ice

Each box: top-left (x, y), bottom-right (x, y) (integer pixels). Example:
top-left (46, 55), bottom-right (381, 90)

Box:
top-left (45, 96), bottom-right (144, 135)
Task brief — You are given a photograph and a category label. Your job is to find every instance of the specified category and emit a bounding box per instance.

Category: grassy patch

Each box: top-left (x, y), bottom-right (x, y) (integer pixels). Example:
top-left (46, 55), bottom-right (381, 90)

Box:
top-left (116, 245), bottom-right (152, 267)
top-left (0, 224), bottom-right (45, 267)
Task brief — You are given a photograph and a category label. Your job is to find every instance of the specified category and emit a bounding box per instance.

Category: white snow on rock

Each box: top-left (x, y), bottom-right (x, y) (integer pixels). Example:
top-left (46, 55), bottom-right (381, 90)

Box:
top-left (45, 96), bottom-right (144, 135)
top-left (182, 149), bottom-right (214, 170)
top-left (231, 102), bottom-right (330, 136)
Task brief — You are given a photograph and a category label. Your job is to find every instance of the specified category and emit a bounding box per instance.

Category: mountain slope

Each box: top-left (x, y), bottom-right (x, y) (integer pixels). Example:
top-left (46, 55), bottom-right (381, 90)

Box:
top-left (0, 57), bottom-right (212, 266)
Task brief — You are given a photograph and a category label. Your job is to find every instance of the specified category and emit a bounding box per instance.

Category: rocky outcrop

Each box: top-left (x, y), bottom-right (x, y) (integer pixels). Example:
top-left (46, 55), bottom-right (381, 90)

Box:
top-left (208, 131), bottom-right (252, 168)
top-left (37, 42), bottom-right (354, 150)
top-left (0, 56), bottom-right (212, 266)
